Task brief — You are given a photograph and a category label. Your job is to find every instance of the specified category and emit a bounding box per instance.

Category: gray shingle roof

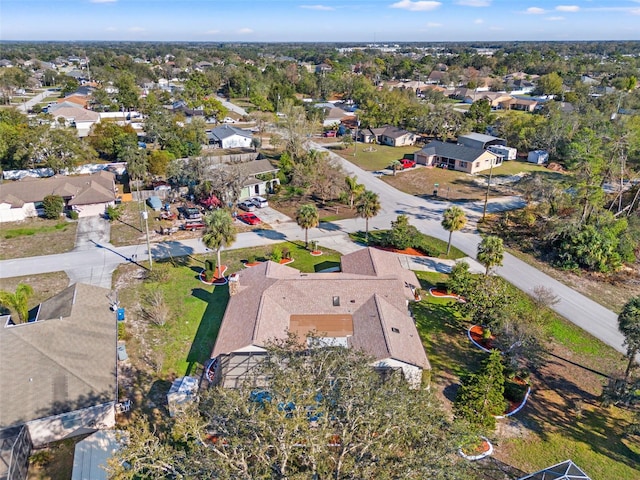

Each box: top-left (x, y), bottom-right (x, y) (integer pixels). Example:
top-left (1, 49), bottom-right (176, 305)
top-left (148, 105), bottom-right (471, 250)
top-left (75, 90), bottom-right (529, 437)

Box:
top-left (418, 140), bottom-right (492, 163)
top-left (0, 284), bottom-right (117, 429)
top-left (208, 125), bottom-right (253, 142)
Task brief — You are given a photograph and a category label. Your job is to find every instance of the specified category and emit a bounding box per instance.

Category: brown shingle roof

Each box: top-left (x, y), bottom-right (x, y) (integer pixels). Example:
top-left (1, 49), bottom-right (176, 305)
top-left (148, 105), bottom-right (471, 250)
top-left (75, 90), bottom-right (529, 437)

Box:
top-left (0, 171), bottom-right (115, 207)
top-left (0, 284), bottom-right (117, 429)
top-left (212, 248), bottom-right (428, 370)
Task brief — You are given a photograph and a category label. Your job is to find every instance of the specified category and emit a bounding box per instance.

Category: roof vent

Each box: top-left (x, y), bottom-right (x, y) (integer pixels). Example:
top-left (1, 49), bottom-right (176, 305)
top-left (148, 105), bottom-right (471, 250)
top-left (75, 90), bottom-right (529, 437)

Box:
top-left (391, 327), bottom-right (400, 333)
top-left (333, 296), bottom-right (340, 307)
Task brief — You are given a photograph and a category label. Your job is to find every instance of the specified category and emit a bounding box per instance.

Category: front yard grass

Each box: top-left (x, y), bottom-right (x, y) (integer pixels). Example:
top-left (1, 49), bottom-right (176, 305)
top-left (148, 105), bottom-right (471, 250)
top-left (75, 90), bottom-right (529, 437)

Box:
top-left (411, 270), bottom-right (640, 480)
top-left (349, 230), bottom-right (467, 260)
top-left (114, 241), bottom-right (342, 379)
top-left (0, 218), bottom-right (77, 259)
top-left (332, 144), bottom-right (418, 171)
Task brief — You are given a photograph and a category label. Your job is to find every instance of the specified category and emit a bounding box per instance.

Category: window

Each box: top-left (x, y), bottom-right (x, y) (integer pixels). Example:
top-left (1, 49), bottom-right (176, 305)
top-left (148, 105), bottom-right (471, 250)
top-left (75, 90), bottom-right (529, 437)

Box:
top-left (391, 327), bottom-right (400, 333)
top-left (459, 161), bottom-right (467, 168)
top-left (332, 296), bottom-right (340, 306)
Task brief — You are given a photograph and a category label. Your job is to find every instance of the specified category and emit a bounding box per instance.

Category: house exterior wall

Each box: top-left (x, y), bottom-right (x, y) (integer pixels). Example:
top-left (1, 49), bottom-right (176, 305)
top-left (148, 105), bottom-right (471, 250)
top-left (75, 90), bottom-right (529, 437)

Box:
top-left (381, 134), bottom-right (415, 147)
top-left (415, 152), bottom-right (436, 167)
top-left (0, 203), bottom-right (37, 223)
top-left (469, 152), bottom-right (502, 174)
top-left (26, 402), bottom-right (115, 448)
top-left (221, 136), bottom-right (252, 149)
top-left (372, 358), bottom-right (423, 389)
top-left (74, 202), bottom-right (111, 218)
top-left (239, 180), bottom-right (280, 200)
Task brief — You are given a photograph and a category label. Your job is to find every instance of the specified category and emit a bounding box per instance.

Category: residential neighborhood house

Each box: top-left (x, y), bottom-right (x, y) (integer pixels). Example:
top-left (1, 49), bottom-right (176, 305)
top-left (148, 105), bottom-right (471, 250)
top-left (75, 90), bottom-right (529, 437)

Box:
top-left (358, 126), bottom-right (416, 147)
top-left (206, 125), bottom-right (254, 149)
top-left (0, 283), bottom-right (117, 448)
top-left (0, 170), bottom-right (117, 222)
top-left (209, 248), bottom-right (430, 389)
top-left (415, 140), bottom-right (502, 174)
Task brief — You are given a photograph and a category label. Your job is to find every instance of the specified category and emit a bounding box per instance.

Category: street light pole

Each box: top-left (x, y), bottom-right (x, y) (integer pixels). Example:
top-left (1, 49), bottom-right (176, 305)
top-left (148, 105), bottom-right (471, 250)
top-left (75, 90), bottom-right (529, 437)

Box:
top-left (482, 158), bottom-right (495, 222)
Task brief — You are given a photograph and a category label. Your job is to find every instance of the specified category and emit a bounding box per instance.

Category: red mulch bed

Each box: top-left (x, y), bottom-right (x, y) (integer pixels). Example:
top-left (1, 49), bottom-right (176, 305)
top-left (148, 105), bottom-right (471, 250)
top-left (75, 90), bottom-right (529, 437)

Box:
top-left (469, 324), bottom-right (496, 350)
top-left (375, 246), bottom-right (427, 256)
top-left (430, 288), bottom-right (451, 297)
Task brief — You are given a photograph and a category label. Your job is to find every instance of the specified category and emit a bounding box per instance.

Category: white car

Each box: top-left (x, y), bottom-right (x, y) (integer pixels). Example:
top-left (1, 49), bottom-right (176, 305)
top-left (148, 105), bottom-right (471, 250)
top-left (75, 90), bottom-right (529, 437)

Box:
top-left (251, 196), bottom-right (268, 208)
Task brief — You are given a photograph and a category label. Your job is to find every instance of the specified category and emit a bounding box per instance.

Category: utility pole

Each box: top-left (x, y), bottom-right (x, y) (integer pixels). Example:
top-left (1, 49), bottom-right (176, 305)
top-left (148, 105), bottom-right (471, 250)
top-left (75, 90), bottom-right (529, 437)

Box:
top-left (141, 207), bottom-right (153, 270)
top-left (482, 158), bottom-right (495, 222)
top-left (353, 116), bottom-right (359, 157)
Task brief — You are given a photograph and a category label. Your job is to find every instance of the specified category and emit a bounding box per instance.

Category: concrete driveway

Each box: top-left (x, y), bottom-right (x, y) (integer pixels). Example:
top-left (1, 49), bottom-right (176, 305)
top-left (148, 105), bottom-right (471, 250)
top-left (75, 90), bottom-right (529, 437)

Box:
top-left (74, 216), bottom-right (111, 251)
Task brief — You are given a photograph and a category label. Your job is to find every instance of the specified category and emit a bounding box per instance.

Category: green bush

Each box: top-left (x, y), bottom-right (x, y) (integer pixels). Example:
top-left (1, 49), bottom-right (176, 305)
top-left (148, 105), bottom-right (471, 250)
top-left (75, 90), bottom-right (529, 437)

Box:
top-left (67, 210), bottom-right (79, 220)
top-left (504, 380), bottom-right (527, 403)
top-left (270, 246), bottom-right (283, 262)
top-left (42, 195), bottom-right (64, 219)
top-left (385, 215), bottom-right (419, 250)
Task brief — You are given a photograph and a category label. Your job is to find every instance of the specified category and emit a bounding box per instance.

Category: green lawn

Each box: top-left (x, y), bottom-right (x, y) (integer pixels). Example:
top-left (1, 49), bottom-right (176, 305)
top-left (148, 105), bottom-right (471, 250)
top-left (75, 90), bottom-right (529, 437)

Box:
top-left (333, 144), bottom-right (419, 171)
top-left (411, 270), bottom-right (640, 480)
top-left (118, 241), bottom-right (342, 378)
top-left (349, 230), bottom-right (467, 260)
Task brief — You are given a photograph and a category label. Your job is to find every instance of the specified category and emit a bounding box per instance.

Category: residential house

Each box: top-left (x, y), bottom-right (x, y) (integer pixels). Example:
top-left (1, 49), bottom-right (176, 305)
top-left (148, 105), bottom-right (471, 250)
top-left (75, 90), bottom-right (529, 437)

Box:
top-left (415, 140), bottom-right (502, 174)
top-left (209, 248), bottom-right (429, 389)
top-left (238, 158), bottom-right (280, 199)
top-left (0, 170), bottom-right (116, 222)
top-left (56, 94), bottom-right (89, 109)
top-left (505, 96), bottom-right (538, 112)
top-left (47, 103), bottom-right (100, 137)
top-left (207, 125), bottom-right (254, 149)
top-left (0, 426), bottom-right (31, 480)
top-left (458, 133), bottom-right (506, 150)
top-left (0, 284), bottom-right (117, 448)
top-left (358, 126), bottom-right (416, 147)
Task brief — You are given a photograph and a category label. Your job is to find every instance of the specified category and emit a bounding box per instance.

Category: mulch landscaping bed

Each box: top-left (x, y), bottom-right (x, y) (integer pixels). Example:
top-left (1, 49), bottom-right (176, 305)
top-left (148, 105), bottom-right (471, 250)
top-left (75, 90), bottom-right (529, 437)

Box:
top-left (375, 245), bottom-right (427, 256)
top-left (469, 324), bottom-right (497, 350)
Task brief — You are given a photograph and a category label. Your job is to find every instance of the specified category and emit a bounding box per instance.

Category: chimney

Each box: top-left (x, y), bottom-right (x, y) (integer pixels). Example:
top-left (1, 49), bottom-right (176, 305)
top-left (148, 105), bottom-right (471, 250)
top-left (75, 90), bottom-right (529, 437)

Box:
top-left (229, 273), bottom-right (239, 296)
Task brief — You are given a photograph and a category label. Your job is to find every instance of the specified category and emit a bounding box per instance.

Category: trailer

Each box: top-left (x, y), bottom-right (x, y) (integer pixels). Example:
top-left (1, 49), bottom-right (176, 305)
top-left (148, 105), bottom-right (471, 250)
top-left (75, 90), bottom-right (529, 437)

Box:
top-left (487, 145), bottom-right (517, 161)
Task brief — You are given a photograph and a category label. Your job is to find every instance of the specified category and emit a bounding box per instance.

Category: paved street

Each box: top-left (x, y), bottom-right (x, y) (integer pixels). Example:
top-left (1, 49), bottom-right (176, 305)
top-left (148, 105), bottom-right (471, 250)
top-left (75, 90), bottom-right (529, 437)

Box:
top-left (0, 142), bottom-right (628, 359)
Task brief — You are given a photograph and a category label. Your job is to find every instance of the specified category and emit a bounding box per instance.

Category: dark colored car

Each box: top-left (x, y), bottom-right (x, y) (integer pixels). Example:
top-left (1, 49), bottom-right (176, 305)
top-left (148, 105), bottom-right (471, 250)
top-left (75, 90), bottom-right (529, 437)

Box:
top-left (237, 213), bottom-right (261, 225)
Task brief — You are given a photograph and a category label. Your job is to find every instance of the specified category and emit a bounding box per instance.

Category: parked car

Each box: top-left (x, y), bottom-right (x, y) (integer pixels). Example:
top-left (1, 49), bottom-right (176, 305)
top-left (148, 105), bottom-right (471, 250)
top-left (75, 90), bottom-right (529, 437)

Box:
top-left (158, 211), bottom-right (177, 221)
top-left (400, 159), bottom-right (417, 169)
top-left (237, 213), bottom-right (261, 225)
top-left (180, 221), bottom-right (205, 231)
top-left (324, 130), bottom-right (337, 137)
top-left (238, 200), bottom-right (256, 212)
top-left (179, 206), bottom-right (202, 220)
top-left (251, 196), bottom-right (268, 208)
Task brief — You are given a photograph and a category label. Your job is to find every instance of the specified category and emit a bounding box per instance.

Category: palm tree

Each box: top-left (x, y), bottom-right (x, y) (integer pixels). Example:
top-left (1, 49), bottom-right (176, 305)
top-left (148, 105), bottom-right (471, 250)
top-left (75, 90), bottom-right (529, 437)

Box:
top-left (390, 159), bottom-right (401, 176)
top-left (441, 206), bottom-right (467, 256)
top-left (344, 175), bottom-right (365, 209)
top-left (356, 190), bottom-right (381, 243)
top-left (202, 209), bottom-right (236, 279)
top-left (618, 296), bottom-right (640, 380)
top-left (0, 283), bottom-right (34, 324)
top-left (477, 235), bottom-right (504, 275)
top-left (296, 204), bottom-right (319, 249)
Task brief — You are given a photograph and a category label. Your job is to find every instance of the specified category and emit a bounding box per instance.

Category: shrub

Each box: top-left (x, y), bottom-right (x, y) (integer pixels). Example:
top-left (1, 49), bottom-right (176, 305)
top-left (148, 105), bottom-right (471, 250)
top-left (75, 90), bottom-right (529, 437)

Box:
top-left (67, 209), bottom-right (79, 220)
top-left (42, 195), bottom-right (64, 219)
top-left (270, 246), bottom-right (283, 262)
top-left (385, 215), bottom-right (419, 250)
top-left (246, 254), bottom-right (257, 264)
top-left (106, 205), bottom-right (123, 222)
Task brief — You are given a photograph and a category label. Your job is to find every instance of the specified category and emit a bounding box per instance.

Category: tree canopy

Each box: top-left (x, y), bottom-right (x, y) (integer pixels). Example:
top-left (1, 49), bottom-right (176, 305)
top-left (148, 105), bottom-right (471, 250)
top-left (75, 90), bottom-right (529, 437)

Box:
top-left (109, 337), bottom-right (472, 479)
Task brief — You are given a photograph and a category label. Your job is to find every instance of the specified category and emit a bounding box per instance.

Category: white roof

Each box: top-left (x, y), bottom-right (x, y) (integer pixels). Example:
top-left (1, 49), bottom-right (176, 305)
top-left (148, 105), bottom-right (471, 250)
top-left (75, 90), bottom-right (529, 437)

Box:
top-left (71, 430), bottom-right (125, 480)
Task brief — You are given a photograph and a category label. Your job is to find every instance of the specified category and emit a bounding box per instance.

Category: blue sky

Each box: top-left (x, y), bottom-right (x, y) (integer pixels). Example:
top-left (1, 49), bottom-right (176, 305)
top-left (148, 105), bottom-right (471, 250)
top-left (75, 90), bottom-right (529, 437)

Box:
top-left (2, 0), bottom-right (640, 42)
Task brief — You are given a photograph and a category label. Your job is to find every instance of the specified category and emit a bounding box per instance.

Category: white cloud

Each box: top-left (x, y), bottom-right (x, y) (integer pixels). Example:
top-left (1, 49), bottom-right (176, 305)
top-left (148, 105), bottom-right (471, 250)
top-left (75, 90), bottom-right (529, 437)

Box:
top-left (90, 0), bottom-right (117, 3)
top-left (632, 8), bottom-right (640, 15)
top-left (547, 16), bottom-right (564, 20)
top-left (474, 18), bottom-right (484, 24)
top-left (525, 7), bottom-right (546, 14)
top-left (300, 4), bottom-right (334, 10)
top-left (456, 0), bottom-right (491, 7)
top-left (426, 22), bottom-right (442, 27)
top-left (390, 0), bottom-right (441, 12)
top-left (237, 28), bottom-right (253, 34)
top-left (456, 0), bottom-right (490, 6)
top-left (556, 5), bottom-right (579, 12)
top-left (128, 27), bottom-right (144, 32)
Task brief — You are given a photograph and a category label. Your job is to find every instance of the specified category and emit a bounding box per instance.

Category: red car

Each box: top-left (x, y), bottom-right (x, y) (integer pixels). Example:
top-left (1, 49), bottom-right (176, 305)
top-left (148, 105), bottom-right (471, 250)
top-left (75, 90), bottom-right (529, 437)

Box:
top-left (237, 213), bottom-right (261, 225)
top-left (400, 158), bottom-right (417, 169)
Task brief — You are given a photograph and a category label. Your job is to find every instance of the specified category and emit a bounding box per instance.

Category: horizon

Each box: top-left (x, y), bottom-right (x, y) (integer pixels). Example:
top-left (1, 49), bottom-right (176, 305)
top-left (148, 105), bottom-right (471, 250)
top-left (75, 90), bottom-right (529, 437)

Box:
top-left (2, 0), bottom-right (640, 43)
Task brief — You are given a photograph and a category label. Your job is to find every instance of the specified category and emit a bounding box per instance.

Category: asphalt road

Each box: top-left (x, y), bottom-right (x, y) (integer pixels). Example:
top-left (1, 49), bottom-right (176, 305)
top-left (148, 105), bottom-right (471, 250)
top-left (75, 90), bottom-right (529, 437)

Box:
top-left (0, 142), bottom-right (628, 359)
top-left (314, 142), bottom-right (626, 358)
